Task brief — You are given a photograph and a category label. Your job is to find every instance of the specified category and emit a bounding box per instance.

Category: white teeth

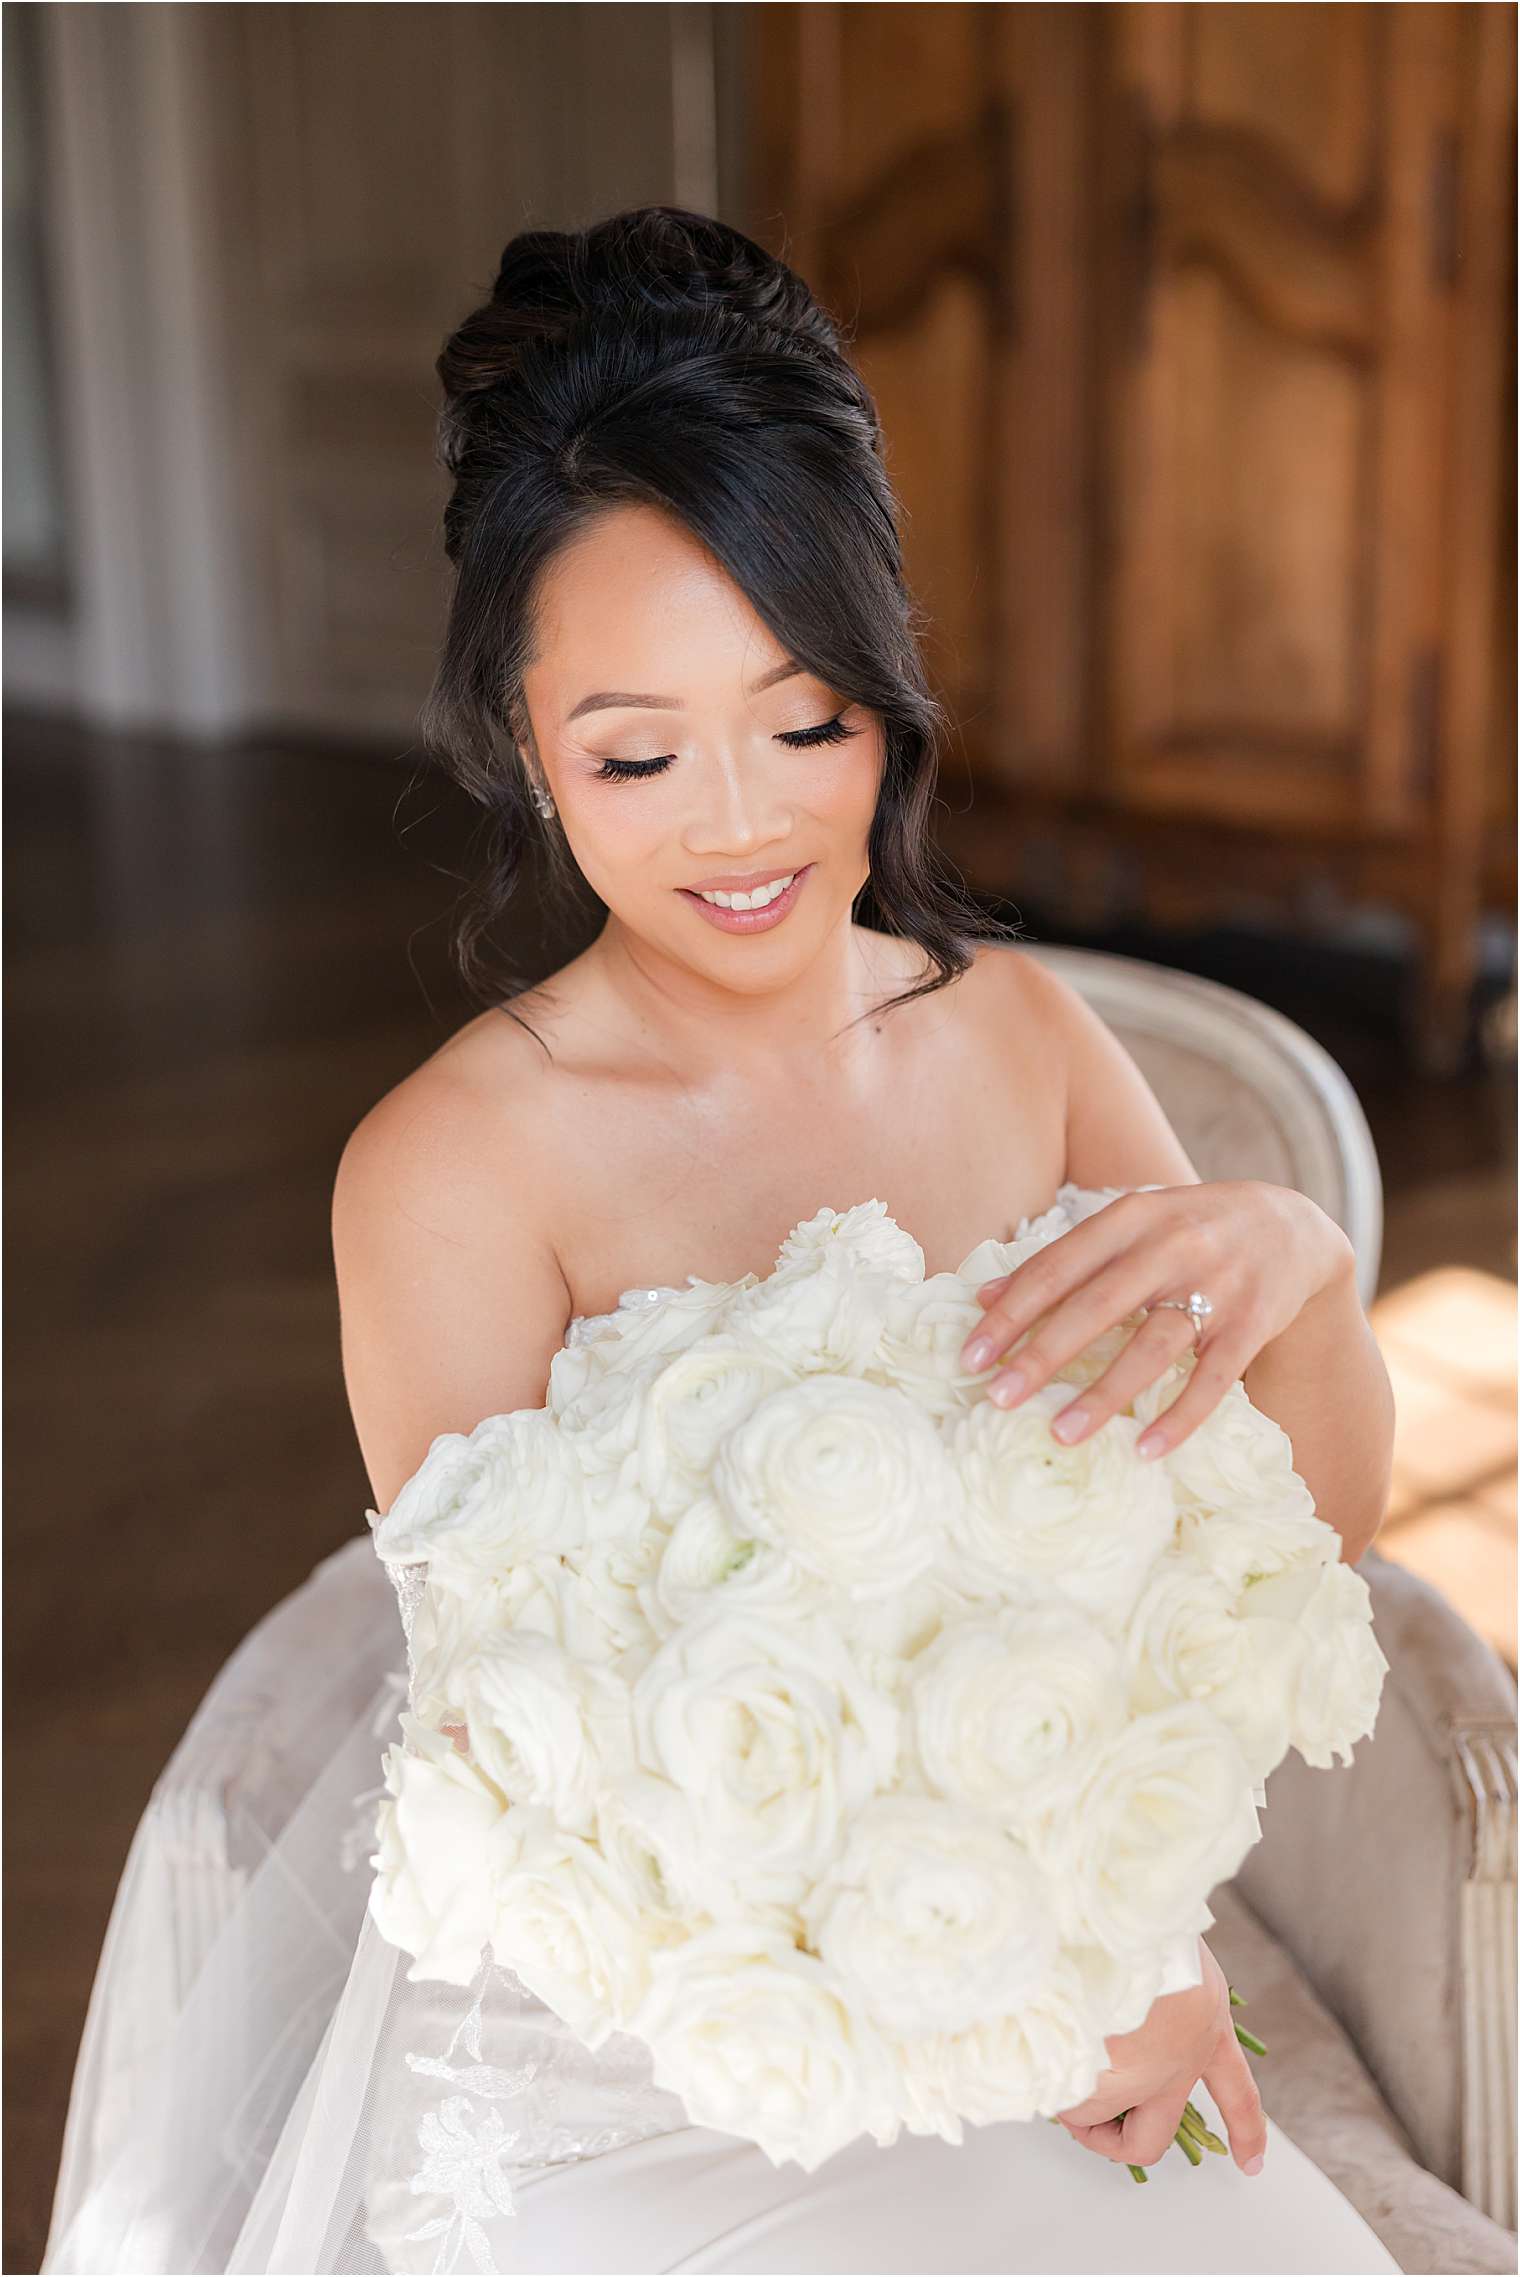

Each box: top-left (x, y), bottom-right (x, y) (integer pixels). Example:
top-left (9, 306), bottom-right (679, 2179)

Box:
top-left (697, 871), bottom-right (796, 910)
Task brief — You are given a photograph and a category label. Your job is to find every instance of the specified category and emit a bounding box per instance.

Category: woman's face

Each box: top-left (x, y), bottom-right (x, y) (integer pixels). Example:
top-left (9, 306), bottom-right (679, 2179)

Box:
top-left (518, 504), bottom-right (885, 992)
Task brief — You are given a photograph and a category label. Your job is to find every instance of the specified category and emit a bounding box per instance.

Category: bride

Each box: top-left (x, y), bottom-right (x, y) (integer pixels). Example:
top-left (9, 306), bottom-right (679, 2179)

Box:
top-left (42, 205), bottom-right (1403, 2275)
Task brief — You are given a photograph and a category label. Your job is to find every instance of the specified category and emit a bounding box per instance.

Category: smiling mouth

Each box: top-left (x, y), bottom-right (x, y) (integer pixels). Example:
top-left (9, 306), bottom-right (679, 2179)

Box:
top-left (676, 864), bottom-right (815, 929)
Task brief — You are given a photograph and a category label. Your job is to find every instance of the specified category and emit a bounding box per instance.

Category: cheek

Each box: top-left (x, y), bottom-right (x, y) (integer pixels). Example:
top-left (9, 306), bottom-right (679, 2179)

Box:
top-left (817, 729), bottom-right (885, 829)
top-left (558, 791), bottom-right (669, 885)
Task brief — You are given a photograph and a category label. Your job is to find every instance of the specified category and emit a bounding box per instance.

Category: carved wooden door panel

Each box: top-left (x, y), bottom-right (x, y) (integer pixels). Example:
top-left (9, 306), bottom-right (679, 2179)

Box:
top-left (1097, 4), bottom-right (1459, 838)
top-left (743, 1), bottom-right (1513, 1066)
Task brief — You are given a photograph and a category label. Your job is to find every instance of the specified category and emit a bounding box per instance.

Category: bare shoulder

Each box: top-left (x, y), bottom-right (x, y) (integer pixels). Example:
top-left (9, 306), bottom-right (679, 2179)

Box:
top-left (334, 1006), bottom-right (560, 1249)
top-left (967, 941), bottom-right (1200, 1190)
top-left (959, 939), bottom-right (1073, 1063)
top-left (331, 1008), bottom-right (571, 1514)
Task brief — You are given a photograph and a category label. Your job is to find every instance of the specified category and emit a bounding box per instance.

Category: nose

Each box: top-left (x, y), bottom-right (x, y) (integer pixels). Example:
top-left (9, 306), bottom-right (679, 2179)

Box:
top-left (682, 746), bottom-right (792, 860)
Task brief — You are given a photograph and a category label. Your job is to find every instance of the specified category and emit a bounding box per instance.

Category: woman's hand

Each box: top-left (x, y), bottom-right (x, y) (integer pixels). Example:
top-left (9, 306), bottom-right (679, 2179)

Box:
top-left (959, 1180), bottom-right (1355, 1460)
top-left (1055, 1938), bottom-right (1269, 2175)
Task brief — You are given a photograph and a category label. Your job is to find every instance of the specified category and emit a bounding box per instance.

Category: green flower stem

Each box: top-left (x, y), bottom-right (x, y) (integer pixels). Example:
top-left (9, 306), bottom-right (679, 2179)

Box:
top-left (1234, 2022), bottom-right (1269, 2057)
top-left (1179, 2103), bottom-right (1228, 2156)
top-left (1228, 1985), bottom-right (1246, 2008)
top-left (1173, 2125), bottom-right (1204, 2167)
top-left (1127, 2163), bottom-right (1149, 2183)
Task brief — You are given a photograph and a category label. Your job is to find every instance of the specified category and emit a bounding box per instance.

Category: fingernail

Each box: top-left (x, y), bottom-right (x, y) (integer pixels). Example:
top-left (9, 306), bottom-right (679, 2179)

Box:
top-left (1050, 1404), bottom-right (1089, 1442)
top-left (1243, 2154), bottom-right (1264, 2175)
top-left (962, 1336), bottom-right (995, 1369)
top-left (989, 1366), bottom-right (1029, 1405)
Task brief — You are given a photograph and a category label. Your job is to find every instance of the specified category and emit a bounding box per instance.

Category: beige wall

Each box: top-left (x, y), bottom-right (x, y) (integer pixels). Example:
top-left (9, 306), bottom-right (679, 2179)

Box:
top-left (3, 2), bottom-right (742, 740)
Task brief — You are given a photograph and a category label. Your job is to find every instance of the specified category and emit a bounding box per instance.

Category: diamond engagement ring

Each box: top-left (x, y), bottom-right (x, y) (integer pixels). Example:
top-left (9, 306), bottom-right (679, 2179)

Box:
top-left (1147, 1289), bottom-right (1215, 1344)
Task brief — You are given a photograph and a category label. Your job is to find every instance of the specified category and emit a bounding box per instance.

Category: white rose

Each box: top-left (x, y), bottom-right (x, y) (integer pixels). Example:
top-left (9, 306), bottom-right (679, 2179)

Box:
top-left (369, 1410), bottom-right (587, 1588)
top-left (544, 1358), bottom-right (664, 1539)
top-left (630, 1604), bottom-right (900, 1911)
top-left (836, 1575), bottom-right (979, 1713)
top-left (713, 1376), bottom-right (957, 1599)
top-left (368, 1712), bottom-right (520, 1985)
top-left (872, 1275), bottom-right (1000, 1419)
top-left (1033, 1700), bottom-right (1261, 1960)
top-left (639, 1494), bottom-right (830, 1637)
top-left (547, 1284), bottom-right (744, 1418)
top-left (846, 1570), bottom-right (983, 1707)
top-left (945, 1389), bottom-right (1178, 1621)
top-left (1236, 1558), bottom-right (1388, 1767)
top-left (775, 1198), bottom-right (925, 1285)
top-left (902, 1948), bottom-right (1114, 2131)
top-left (457, 1634), bottom-right (634, 1836)
top-left (1068, 1926), bottom-right (1209, 2038)
top-left (625, 1919), bottom-right (904, 2171)
top-left (800, 1794), bottom-right (1060, 2037)
top-left (491, 1815), bottom-right (663, 2047)
top-left (553, 1533), bottom-right (665, 1669)
top-left (595, 1769), bottom-right (715, 1924)
top-left (906, 1601), bottom-right (1128, 1830)
top-left (408, 1564), bottom-right (561, 1727)
top-left (1122, 1549), bottom-right (1296, 1783)
top-left (726, 1250), bottom-right (894, 1375)
top-left (1178, 1487), bottom-right (1338, 1597)
top-left (953, 1216), bottom-right (1070, 1291)
top-left (632, 1337), bottom-right (797, 1517)
top-left (1162, 1376), bottom-right (1310, 1515)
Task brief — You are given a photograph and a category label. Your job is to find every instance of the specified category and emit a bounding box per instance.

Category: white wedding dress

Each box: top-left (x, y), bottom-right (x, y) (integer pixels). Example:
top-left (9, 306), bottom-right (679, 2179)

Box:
top-left (42, 1185), bottom-right (1404, 2276)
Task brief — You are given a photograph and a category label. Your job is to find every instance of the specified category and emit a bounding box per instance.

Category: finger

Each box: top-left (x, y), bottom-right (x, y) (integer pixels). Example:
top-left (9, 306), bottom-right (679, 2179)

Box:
top-left (958, 1201), bottom-right (1146, 1370)
top-left (1057, 2111), bottom-right (1129, 2160)
top-left (1131, 1323), bottom-right (1262, 1459)
top-left (1199, 2025), bottom-right (1269, 2173)
top-left (1039, 1306), bottom-right (1201, 1446)
top-left (1054, 2069), bottom-right (1129, 2130)
top-left (978, 1248), bottom-right (1175, 1408)
top-left (1113, 2078), bottom-right (1195, 2169)
top-left (1064, 2079), bottom-right (1192, 2169)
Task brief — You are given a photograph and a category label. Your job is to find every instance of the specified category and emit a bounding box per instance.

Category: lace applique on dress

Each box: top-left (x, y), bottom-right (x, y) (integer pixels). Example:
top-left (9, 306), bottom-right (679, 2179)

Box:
top-left (389, 1965), bottom-right (550, 2274)
top-left (373, 1949), bottom-right (688, 2275)
top-left (386, 1559), bottom-right (428, 1687)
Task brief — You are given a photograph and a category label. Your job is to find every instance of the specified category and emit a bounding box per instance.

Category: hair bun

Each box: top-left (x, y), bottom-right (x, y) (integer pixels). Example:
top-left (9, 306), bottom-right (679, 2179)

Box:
top-left (439, 207), bottom-right (842, 407)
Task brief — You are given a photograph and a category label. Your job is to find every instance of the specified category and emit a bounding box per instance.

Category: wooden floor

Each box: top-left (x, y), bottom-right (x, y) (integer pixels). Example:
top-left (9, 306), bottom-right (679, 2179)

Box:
top-left (6, 712), bottom-right (1515, 2271)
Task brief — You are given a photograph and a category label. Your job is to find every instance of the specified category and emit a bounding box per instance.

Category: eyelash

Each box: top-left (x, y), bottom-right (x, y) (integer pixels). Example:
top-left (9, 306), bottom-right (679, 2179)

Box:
top-left (593, 714), bottom-right (860, 782)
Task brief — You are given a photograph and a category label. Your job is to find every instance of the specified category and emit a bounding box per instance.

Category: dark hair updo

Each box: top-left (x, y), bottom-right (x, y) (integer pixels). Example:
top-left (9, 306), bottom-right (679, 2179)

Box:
top-left (418, 203), bottom-right (1021, 1034)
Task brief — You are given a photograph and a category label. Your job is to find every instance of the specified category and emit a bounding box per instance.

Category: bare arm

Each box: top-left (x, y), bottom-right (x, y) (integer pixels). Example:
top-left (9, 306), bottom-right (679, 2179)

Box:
top-left (331, 1071), bottom-right (573, 1516)
top-left (1037, 955), bottom-right (1393, 1564)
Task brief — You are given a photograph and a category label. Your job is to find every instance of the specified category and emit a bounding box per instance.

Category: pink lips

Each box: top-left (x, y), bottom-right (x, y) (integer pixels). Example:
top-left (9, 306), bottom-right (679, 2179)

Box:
top-left (677, 864), bottom-right (814, 933)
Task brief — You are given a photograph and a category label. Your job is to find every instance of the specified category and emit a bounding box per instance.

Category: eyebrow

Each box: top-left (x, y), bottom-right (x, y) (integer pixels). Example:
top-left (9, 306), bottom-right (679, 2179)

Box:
top-left (564, 658), bottom-right (806, 725)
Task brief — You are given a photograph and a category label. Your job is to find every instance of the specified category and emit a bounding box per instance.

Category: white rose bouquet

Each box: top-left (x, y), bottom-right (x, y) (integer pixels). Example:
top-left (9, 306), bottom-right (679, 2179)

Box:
top-left (365, 1196), bottom-right (1386, 2176)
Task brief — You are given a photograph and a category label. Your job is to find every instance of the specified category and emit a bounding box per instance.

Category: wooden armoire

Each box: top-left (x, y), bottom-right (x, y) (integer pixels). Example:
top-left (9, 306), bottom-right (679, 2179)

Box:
top-left (742, 3), bottom-right (1515, 1072)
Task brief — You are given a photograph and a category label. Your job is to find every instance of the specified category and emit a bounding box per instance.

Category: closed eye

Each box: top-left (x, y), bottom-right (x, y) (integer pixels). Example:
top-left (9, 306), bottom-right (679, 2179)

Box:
top-left (593, 714), bottom-right (861, 783)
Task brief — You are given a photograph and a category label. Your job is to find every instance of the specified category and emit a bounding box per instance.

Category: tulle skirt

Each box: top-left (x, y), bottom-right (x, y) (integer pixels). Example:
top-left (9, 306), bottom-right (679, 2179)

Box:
top-left (41, 1535), bottom-right (1403, 2275)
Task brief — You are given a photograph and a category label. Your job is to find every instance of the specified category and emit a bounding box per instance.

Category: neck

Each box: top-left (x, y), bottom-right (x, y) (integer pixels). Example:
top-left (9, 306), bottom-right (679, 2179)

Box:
top-left (587, 908), bottom-right (909, 1088)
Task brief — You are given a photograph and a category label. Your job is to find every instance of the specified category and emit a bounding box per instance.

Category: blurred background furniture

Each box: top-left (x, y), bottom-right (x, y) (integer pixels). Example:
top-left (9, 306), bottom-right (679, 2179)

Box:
top-left (755, 4), bottom-right (1516, 1078)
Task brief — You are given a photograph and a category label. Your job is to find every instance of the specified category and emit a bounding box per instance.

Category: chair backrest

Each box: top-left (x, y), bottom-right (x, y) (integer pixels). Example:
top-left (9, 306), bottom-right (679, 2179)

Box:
top-left (1023, 943), bottom-right (1385, 1306)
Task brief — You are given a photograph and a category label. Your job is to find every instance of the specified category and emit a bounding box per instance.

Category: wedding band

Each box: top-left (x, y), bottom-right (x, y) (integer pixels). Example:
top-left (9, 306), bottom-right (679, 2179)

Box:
top-left (1146, 1289), bottom-right (1215, 1344)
